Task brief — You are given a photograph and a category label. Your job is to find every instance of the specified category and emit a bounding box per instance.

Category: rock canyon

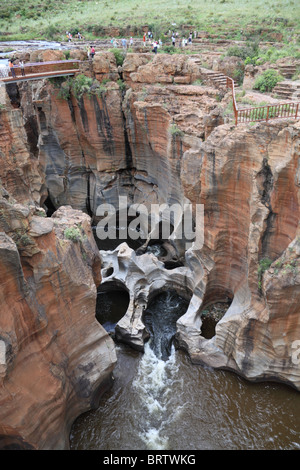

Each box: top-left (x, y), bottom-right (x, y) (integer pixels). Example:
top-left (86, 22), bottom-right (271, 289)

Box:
top-left (0, 49), bottom-right (299, 449)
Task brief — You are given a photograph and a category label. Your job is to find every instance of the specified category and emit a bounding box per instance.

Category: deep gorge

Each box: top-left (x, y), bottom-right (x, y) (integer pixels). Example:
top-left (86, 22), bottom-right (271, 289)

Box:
top-left (0, 48), bottom-right (299, 450)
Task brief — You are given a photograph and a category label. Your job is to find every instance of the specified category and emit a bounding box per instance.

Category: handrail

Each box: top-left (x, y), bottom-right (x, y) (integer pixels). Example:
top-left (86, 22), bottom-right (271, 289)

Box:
top-left (226, 76), bottom-right (300, 125)
top-left (0, 60), bottom-right (81, 83)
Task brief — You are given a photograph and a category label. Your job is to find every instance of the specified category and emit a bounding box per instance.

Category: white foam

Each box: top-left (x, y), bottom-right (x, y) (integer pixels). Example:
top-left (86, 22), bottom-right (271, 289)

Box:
top-left (132, 341), bottom-right (183, 450)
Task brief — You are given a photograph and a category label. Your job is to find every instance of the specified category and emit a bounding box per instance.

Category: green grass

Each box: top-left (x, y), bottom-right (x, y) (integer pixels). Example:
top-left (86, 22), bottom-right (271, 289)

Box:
top-left (0, 0), bottom-right (299, 43)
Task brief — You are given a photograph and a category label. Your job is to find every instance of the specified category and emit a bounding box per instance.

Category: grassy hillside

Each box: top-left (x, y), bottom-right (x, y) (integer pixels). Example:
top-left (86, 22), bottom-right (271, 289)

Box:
top-left (0, 0), bottom-right (299, 43)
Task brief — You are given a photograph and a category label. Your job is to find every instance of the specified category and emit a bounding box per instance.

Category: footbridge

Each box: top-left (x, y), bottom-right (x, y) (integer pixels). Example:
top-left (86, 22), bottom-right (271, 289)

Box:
top-left (0, 60), bottom-right (81, 85)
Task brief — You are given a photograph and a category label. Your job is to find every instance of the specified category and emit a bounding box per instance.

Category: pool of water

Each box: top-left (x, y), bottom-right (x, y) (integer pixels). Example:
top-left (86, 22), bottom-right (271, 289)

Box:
top-left (70, 291), bottom-right (300, 451)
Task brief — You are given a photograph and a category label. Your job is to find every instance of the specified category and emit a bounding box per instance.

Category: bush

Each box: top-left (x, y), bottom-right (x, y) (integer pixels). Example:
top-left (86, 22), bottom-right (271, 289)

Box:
top-left (64, 227), bottom-right (82, 242)
top-left (253, 69), bottom-right (284, 93)
top-left (45, 24), bottom-right (59, 39)
top-left (57, 79), bottom-right (71, 100)
top-left (71, 74), bottom-right (94, 99)
top-left (162, 45), bottom-right (176, 54)
top-left (109, 48), bottom-right (125, 66)
top-left (169, 123), bottom-right (184, 137)
top-left (258, 257), bottom-right (272, 289)
top-left (117, 78), bottom-right (126, 91)
top-left (226, 40), bottom-right (259, 61)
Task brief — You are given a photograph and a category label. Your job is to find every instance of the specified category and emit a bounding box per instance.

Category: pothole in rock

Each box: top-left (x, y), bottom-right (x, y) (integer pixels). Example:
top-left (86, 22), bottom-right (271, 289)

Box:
top-left (142, 290), bottom-right (191, 361)
top-left (199, 300), bottom-right (232, 339)
top-left (95, 285), bottom-right (130, 336)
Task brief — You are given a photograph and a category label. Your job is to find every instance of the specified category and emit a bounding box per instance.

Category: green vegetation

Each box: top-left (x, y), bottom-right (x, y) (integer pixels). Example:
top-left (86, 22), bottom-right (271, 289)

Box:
top-left (258, 257), bottom-right (273, 289)
top-left (169, 123), bottom-right (184, 137)
top-left (226, 39), bottom-right (300, 67)
top-left (253, 69), bottom-right (284, 93)
top-left (64, 226), bottom-right (82, 242)
top-left (117, 78), bottom-right (126, 91)
top-left (226, 40), bottom-right (260, 62)
top-left (0, 0), bottom-right (299, 44)
top-left (55, 74), bottom-right (107, 100)
top-left (109, 49), bottom-right (125, 67)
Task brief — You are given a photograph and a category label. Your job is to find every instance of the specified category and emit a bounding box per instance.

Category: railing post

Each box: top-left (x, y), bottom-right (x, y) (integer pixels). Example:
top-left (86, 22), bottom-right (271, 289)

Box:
top-left (296, 104), bottom-right (299, 120)
top-left (266, 106), bottom-right (269, 122)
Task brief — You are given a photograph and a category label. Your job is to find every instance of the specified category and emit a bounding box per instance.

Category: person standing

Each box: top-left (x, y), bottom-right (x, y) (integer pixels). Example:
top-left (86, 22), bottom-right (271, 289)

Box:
top-left (122, 38), bottom-right (127, 50)
top-left (8, 60), bottom-right (16, 78)
top-left (20, 61), bottom-right (25, 76)
top-left (172, 35), bottom-right (176, 47)
top-left (130, 37), bottom-right (133, 47)
top-left (90, 46), bottom-right (95, 59)
top-left (143, 33), bottom-right (146, 47)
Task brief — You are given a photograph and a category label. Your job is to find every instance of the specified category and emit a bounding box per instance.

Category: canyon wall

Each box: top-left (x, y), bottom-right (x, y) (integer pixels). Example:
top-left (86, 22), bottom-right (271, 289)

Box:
top-left (0, 49), bottom-right (299, 447)
top-left (0, 187), bottom-right (116, 449)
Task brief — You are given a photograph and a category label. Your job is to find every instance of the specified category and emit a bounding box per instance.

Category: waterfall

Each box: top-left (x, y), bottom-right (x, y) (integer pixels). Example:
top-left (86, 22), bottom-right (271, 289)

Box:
top-left (131, 291), bottom-right (189, 450)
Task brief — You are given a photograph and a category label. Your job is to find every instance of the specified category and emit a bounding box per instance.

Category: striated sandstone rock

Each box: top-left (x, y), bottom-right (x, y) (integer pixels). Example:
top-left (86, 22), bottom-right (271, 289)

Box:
top-left (0, 50), bottom-right (300, 394)
top-left (0, 195), bottom-right (116, 449)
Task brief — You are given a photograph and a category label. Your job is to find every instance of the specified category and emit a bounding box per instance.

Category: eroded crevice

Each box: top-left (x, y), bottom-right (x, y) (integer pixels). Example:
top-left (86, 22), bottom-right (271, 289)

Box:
top-left (5, 83), bottom-right (20, 109)
top-left (24, 115), bottom-right (39, 158)
top-left (257, 157), bottom-right (276, 260)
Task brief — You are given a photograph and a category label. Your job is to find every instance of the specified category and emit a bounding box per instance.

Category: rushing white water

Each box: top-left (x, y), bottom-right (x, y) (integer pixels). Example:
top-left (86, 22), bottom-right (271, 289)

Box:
top-left (132, 342), bottom-right (182, 450)
top-left (70, 290), bottom-right (300, 450)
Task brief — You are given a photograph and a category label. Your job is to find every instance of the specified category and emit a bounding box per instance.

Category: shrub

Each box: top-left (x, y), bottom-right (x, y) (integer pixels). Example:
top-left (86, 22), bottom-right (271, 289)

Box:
top-left (56, 75), bottom-right (106, 101)
top-left (162, 45), bottom-right (176, 54)
top-left (45, 24), bottom-right (59, 40)
top-left (63, 50), bottom-right (70, 60)
top-left (253, 69), bottom-right (284, 93)
top-left (64, 227), bottom-right (82, 242)
top-left (117, 78), bottom-right (126, 91)
top-left (109, 49), bottom-right (125, 66)
top-left (71, 74), bottom-right (94, 99)
top-left (226, 40), bottom-right (260, 62)
top-left (57, 79), bottom-right (71, 100)
top-left (258, 257), bottom-right (272, 289)
top-left (169, 123), bottom-right (184, 137)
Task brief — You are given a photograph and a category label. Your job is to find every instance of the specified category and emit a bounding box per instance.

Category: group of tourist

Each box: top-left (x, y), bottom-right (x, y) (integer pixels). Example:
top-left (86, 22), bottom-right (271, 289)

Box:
top-left (4, 27), bottom-right (199, 80)
top-left (66, 31), bottom-right (84, 41)
top-left (7, 60), bottom-right (26, 79)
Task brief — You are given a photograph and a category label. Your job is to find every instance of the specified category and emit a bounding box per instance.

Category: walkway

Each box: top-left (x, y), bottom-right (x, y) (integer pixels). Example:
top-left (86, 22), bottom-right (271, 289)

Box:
top-left (226, 76), bottom-right (300, 125)
top-left (0, 60), bottom-right (80, 86)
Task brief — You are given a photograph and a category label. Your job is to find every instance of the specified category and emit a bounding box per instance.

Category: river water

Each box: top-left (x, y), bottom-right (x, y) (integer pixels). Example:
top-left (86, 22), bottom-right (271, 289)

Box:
top-left (70, 291), bottom-right (300, 451)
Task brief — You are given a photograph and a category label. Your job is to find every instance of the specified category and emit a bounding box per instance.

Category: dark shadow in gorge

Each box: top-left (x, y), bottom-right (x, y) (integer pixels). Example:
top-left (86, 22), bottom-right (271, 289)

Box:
top-left (142, 290), bottom-right (190, 361)
top-left (199, 298), bottom-right (232, 339)
top-left (95, 283), bottom-right (130, 337)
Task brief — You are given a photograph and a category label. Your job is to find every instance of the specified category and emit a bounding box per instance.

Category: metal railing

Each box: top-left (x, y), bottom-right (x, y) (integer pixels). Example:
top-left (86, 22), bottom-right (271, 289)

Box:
top-left (0, 60), bottom-right (81, 82)
top-left (226, 76), bottom-right (300, 125)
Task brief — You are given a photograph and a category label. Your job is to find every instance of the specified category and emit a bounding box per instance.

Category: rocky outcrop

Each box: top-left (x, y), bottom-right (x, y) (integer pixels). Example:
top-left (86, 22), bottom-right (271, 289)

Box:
top-left (0, 47), bottom-right (299, 447)
top-left (0, 191), bottom-right (116, 449)
top-left (176, 120), bottom-right (300, 390)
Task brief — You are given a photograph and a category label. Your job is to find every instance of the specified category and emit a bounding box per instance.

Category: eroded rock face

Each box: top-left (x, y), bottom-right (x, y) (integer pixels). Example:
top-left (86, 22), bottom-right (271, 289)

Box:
top-left (0, 46), bottom-right (299, 424)
top-left (0, 193), bottom-right (116, 449)
top-left (99, 243), bottom-right (201, 350)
